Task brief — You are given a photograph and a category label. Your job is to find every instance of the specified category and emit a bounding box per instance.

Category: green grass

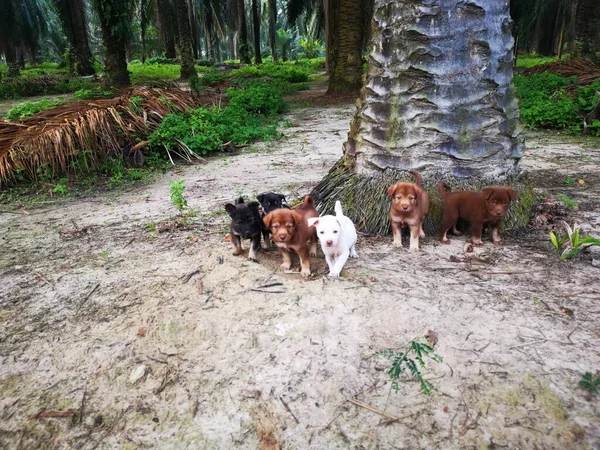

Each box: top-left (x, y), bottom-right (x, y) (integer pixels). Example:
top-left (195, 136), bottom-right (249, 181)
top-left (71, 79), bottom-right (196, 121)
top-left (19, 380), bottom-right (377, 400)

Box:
top-left (515, 55), bottom-right (558, 69)
top-left (4, 98), bottom-right (66, 120)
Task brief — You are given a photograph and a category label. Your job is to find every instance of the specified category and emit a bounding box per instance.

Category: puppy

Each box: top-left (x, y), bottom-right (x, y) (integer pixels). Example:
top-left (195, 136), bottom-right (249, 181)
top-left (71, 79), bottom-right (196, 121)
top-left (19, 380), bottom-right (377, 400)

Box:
top-left (263, 195), bottom-right (318, 277)
top-left (225, 197), bottom-right (264, 261)
top-left (438, 182), bottom-right (518, 246)
top-left (387, 170), bottom-right (429, 252)
top-left (308, 201), bottom-right (358, 277)
top-left (257, 192), bottom-right (289, 215)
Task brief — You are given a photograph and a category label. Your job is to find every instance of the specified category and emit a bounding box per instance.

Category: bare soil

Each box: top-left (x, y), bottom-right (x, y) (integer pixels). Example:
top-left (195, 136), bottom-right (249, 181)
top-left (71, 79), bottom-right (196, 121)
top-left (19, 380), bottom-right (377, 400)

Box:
top-left (1, 97), bottom-right (599, 449)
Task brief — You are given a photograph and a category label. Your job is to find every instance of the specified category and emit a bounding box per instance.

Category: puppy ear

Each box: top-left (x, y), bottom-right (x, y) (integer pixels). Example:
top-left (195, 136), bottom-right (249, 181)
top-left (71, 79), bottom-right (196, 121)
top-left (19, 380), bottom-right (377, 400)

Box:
top-left (481, 187), bottom-right (495, 200)
top-left (387, 184), bottom-right (397, 197)
top-left (307, 217), bottom-right (319, 228)
top-left (235, 197), bottom-right (245, 205)
top-left (225, 203), bottom-right (236, 217)
top-left (248, 201), bottom-right (260, 211)
top-left (279, 194), bottom-right (287, 202)
top-left (507, 188), bottom-right (519, 202)
top-left (257, 194), bottom-right (265, 203)
top-left (263, 213), bottom-right (273, 228)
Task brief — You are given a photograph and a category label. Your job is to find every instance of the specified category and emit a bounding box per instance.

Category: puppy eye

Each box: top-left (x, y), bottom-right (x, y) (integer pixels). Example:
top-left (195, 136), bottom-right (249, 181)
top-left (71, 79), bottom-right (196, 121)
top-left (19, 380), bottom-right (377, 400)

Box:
top-left (320, 231), bottom-right (324, 234)
top-left (333, 230), bottom-right (338, 233)
top-left (409, 196), bottom-right (414, 200)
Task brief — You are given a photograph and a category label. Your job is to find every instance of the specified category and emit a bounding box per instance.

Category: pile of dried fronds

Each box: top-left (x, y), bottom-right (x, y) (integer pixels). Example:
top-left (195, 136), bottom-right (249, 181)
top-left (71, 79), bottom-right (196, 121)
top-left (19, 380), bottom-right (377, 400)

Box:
top-left (0, 87), bottom-right (216, 184)
top-left (524, 58), bottom-right (600, 86)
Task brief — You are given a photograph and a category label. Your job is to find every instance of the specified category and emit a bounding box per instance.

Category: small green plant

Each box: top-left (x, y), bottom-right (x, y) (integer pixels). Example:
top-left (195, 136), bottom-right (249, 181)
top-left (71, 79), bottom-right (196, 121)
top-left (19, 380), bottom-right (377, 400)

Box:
top-left (169, 180), bottom-right (188, 212)
top-left (563, 176), bottom-right (576, 187)
top-left (556, 193), bottom-right (578, 209)
top-left (100, 251), bottom-right (110, 258)
top-left (578, 372), bottom-right (600, 395)
top-left (371, 338), bottom-right (442, 396)
top-left (144, 221), bottom-right (156, 232)
top-left (549, 221), bottom-right (600, 260)
top-left (74, 88), bottom-right (115, 100)
top-left (5, 98), bottom-right (65, 121)
top-left (51, 179), bottom-right (69, 195)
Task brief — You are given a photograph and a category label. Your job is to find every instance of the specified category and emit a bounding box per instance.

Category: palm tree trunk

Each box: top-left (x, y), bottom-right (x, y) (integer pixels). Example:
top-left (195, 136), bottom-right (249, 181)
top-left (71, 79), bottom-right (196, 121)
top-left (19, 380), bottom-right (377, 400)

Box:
top-left (53, 0), bottom-right (95, 75)
top-left (189, 0), bottom-right (199, 59)
top-left (155, 0), bottom-right (177, 59)
top-left (268, 0), bottom-right (278, 62)
top-left (238, 0), bottom-right (251, 63)
top-left (573, 0), bottom-right (600, 60)
top-left (92, 0), bottom-right (131, 87)
top-left (251, 0), bottom-right (262, 64)
top-left (5, 44), bottom-right (20, 78)
top-left (313, 0), bottom-right (529, 235)
top-left (327, 0), bottom-right (365, 93)
top-left (174, 0), bottom-right (197, 78)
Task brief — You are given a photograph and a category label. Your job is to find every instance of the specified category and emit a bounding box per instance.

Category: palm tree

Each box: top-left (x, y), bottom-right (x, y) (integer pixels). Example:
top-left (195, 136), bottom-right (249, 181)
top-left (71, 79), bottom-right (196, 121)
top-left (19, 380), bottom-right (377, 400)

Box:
top-left (251, 0), bottom-right (262, 63)
top-left (312, 0), bottom-right (528, 235)
top-left (229, 0), bottom-right (251, 63)
top-left (572, 0), bottom-right (600, 60)
top-left (173, 0), bottom-right (197, 78)
top-left (155, 0), bottom-right (178, 59)
top-left (0, 0), bottom-right (46, 77)
top-left (53, 0), bottom-right (95, 75)
top-left (91, 0), bottom-right (134, 86)
top-left (268, 0), bottom-right (278, 61)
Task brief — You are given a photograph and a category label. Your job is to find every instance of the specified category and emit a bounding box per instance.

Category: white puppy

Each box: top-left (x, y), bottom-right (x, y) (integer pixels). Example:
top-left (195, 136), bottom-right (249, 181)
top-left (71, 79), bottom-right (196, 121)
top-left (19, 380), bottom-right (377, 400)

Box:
top-left (308, 201), bottom-right (358, 277)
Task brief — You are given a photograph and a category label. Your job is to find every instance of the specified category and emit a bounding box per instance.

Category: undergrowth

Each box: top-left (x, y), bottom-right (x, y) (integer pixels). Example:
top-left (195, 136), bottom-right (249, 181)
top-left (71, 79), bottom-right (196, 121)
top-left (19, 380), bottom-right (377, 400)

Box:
top-left (4, 98), bottom-right (66, 120)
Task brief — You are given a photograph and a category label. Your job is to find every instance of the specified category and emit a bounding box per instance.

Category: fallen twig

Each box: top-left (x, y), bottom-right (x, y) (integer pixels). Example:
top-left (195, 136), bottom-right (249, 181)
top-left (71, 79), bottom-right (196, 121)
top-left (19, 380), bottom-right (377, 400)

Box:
top-left (181, 269), bottom-right (201, 283)
top-left (76, 283), bottom-right (100, 313)
top-left (279, 396), bottom-right (299, 424)
top-left (507, 339), bottom-right (547, 350)
top-left (29, 409), bottom-right (76, 420)
top-left (79, 386), bottom-right (87, 425)
top-left (346, 398), bottom-right (400, 422)
top-left (34, 271), bottom-right (54, 289)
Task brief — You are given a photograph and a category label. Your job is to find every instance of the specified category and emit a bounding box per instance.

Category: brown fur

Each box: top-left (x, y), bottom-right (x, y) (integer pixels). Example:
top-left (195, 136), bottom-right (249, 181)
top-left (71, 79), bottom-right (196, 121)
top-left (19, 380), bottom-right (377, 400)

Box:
top-left (438, 182), bottom-right (518, 246)
top-left (263, 195), bottom-right (318, 277)
top-left (387, 170), bottom-right (429, 251)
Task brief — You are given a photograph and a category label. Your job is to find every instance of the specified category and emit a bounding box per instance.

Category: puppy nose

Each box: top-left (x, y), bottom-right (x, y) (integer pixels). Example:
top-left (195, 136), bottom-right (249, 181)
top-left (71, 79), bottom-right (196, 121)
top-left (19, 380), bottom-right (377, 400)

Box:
top-left (326, 240), bottom-right (333, 246)
top-left (402, 206), bottom-right (409, 211)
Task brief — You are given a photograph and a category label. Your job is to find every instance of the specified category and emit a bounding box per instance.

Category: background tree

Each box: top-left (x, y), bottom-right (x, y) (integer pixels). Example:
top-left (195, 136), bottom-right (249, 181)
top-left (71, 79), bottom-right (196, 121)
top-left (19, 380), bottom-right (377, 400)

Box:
top-left (251, 0), bottom-right (262, 64)
top-left (91, 0), bottom-right (134, 86)
top-left (572, 0), bottom-right (600, 60)
top-left (268, 0), bottom-right (278, 61)
top-left (155, 0), bottom-right (178, 58)
top-left (53, 0), bottom-right (95, 75)
top-left (313, 0), bottom-right (529, 235)
top-left (173, 0), bottom-right (197, 78)
top-left (235, 0), bottom-right (251, 63)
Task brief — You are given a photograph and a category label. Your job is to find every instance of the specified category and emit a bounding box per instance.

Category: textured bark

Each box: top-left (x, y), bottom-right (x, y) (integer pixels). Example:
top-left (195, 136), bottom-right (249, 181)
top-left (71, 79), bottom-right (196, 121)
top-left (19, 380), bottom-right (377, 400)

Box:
top-left (5, 44), bottom-right (20, 78)
top-left (268, 0), bottom-right (278, 61)
top-left (251, 0), bottom-right (262, 64)
top-left (53, 0), bottom-right (95, 75)
top-left (573, 0), bottom-right (600, 60)
top-left (174, 0), bottom-right (197, 78)
top-left (189, 0), bottom-right (199, 59)
top-left (312, 0), bottom-right (528, 235)
top-left (92, 0), bottom-right (132, 87)
top-left (155, 0), bottom-right (177, 59)
top-left (346, 0), bottom-right (523, 179)
top-left (327, 0), bottom-right (365, 93)
top-left (238, 0), bottom-right (251, 63)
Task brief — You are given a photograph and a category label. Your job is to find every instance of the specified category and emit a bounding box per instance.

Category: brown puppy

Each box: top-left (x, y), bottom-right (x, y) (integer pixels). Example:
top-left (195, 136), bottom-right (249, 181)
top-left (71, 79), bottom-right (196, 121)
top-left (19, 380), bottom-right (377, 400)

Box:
top-left (263, 195), bottom-right (318, 277)
top-left (387, 170), bottom-right (429, 252)
top-left (438, 182), bottom-right (518, 246)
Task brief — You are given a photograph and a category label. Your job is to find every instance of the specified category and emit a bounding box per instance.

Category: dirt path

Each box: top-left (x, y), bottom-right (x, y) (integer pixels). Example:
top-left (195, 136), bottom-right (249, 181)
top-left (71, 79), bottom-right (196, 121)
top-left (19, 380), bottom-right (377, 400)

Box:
top-left (1, 100), bottom-right (599, 449)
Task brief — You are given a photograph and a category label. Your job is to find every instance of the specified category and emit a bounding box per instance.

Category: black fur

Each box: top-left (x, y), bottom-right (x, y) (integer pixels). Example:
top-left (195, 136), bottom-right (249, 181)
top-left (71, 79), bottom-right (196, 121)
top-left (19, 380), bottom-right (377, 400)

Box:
top-left (225, 197), bottom-right (266, 260)
top-left (257, 192), bottom-right (289, 215)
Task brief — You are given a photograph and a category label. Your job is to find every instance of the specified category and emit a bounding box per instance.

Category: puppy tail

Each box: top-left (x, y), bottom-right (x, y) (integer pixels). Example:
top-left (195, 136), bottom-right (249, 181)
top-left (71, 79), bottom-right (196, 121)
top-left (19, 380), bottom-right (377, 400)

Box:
top-left (438, 181), bottom-right (450, 198)
top-left (303, 195), bottom-right (314, 207)
top-left (408, 170), bottom-right (422, 187)
top-left (334, 200), bottom-right (344, 217)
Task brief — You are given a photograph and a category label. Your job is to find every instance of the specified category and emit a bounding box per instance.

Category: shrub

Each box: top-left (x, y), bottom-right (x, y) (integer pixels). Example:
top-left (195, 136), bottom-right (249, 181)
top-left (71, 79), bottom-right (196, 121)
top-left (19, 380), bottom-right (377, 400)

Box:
top-left (226, 83), bottom-right (287, 116)
top-left (231, 63), bottom-right (310, 83)
top-left (74, 88), bottom-right (116, 100)
top-left (128, 62), bottom-right (181, 80)
top-left (0, 75), bottom-right (96, 100)
top-left (5, 98), bottom-right (65, 121)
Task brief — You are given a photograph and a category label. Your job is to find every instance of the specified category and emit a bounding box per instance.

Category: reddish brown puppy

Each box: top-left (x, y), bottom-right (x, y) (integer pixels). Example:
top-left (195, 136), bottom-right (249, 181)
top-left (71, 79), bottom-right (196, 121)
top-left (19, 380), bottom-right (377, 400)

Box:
top-left (387, 170), bottom-right (429, 252)
top-left (438, 182), bottom-right (518, 246)
top-left (263, 195), bottom-right (318, 277)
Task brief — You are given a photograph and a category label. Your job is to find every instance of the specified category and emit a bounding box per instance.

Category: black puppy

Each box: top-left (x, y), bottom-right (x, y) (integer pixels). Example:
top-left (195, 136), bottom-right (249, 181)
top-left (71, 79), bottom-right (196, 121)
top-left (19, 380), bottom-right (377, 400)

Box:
top-left (257, 192), bottom-right (289, 215)
top-left (225, 197), bottom-right (267, 261)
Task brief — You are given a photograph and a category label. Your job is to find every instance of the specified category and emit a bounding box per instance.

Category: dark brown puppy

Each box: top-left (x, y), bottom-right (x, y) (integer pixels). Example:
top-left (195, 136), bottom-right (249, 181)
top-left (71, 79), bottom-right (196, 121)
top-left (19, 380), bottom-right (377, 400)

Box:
top-left (438, 182), bottom-right (518, 246)
top-left (263, 195), bottom-right (318, 277)
top-left (387, 170), bottom-right (429, 252)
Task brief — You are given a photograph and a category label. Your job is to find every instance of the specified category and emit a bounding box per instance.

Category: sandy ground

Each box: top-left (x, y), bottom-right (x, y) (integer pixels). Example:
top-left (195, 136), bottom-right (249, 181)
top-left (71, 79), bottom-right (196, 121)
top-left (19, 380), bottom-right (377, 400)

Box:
top-left (1, 98), bottom-right (600, 450)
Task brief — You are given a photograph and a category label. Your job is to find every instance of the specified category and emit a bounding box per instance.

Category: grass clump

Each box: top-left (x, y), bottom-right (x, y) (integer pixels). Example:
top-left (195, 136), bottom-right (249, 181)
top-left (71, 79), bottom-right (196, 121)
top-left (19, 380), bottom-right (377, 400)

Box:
top-left (0, 75), bottom-right (97, 100)
top-left (515, 73), bottom-right (600, 135)
top-left (129, 61), bottom-right (181, 80)
top-left (231, 63), bottom-right (310, 83)
top-left (5, 98), bottom-right (65, 120)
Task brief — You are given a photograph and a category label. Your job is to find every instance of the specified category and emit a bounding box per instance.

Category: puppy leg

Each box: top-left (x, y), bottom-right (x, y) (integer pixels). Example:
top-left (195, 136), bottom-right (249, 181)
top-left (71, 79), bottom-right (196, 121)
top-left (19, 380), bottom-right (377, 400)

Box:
top-left (392, 221), bottom-right (403, 247)
top-left (262, 229), bottom-right (271, 249)
top-left (420, 224), bottom-right (425, 238)
top-left (231, 233), bottom-right (243, 256)
top-left (471, 222), bottom-right (484, 246)
top-left (492, 225), bottom-right (503, 245)
top-left (349, 243), bottom-right (358, 258)
top-left (325, 254), bottom-right (335, 273)
top-left (279, 249), bottom-right (292, 271)
top-left (309, 241), bottom-right (318, 257)
top-left (451, 225), bottom-right (463, 236)
top-left (409, 224), bottom-right (421, 252)
top-left (329, 249), bottom-right (350, 277)
top-left (438, 221), bottom-right (454, 244)
top-left (298, 248), bottom-right (311, 278)
top-left (249, 235), bottom-right (261, 261)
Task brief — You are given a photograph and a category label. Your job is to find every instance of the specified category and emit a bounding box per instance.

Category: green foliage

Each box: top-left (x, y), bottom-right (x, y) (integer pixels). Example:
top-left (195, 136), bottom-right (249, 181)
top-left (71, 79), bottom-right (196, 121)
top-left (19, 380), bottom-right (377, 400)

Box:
top-left (128, 62), bottom-right (181, 80)
top-left (300, 37), bottom-right (323, 59)
top-left (195, 72), bottom-right (227, 87)
top-left (169, 180), bottom-right (188, 212)
top-left (515, 74), bottom-right (600, 135)
top-left (226, 83), bottom-right (287, 115)
top-left (515, 55), bottom-right (557, 69)
top-left (74, 88), bottom-right (116, 100)
top-left (578, 372), bottom-right (600, 395)
top-left (5, 98), bottom-right (65, 120)
top-left (0, 76), bottom-right (97, 100)
top-left (231, 63), bottom-right (310, 83)
top-left (549, 221), bottom-right (600, 260)
top-left (51, 179), bottom-right (69, 195)
top-left (556, 193), bottom-right (578, 209)
top-left (371, 339), bottom-right (443, 396)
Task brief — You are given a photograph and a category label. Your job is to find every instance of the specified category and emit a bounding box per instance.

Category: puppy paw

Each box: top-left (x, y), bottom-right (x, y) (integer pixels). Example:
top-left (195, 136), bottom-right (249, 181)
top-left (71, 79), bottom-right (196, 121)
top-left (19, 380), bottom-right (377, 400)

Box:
top-left (392, 240), bottom-right (402, 248)
top-left (301, 269), bottom-right (311, 278)
top-left (248, 256), bottom-right (258, 262)
top-left (493, 239), bottom-right (503, 245)
top-left (328, 272), bottom-right (340, 278)
top-left (350, 252), bottom-right (359, 259)
top-left (232, 248), bottom-right (243, 256)
top-left (472, 241), bottom-right (484, 247)
top-left (420, 230), bottom-right (425, 238)
top-left (441, 238), bottom-right (450, 245)
top-left (409, 246), bottom-right (420, 253)
top-left (280, 263), bottom-right (291, 271)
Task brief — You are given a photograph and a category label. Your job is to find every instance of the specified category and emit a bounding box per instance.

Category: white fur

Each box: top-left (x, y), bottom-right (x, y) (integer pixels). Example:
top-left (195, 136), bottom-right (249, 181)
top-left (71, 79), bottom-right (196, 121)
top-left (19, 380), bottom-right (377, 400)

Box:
top-left (308, 201), bottom-right (358, 277)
